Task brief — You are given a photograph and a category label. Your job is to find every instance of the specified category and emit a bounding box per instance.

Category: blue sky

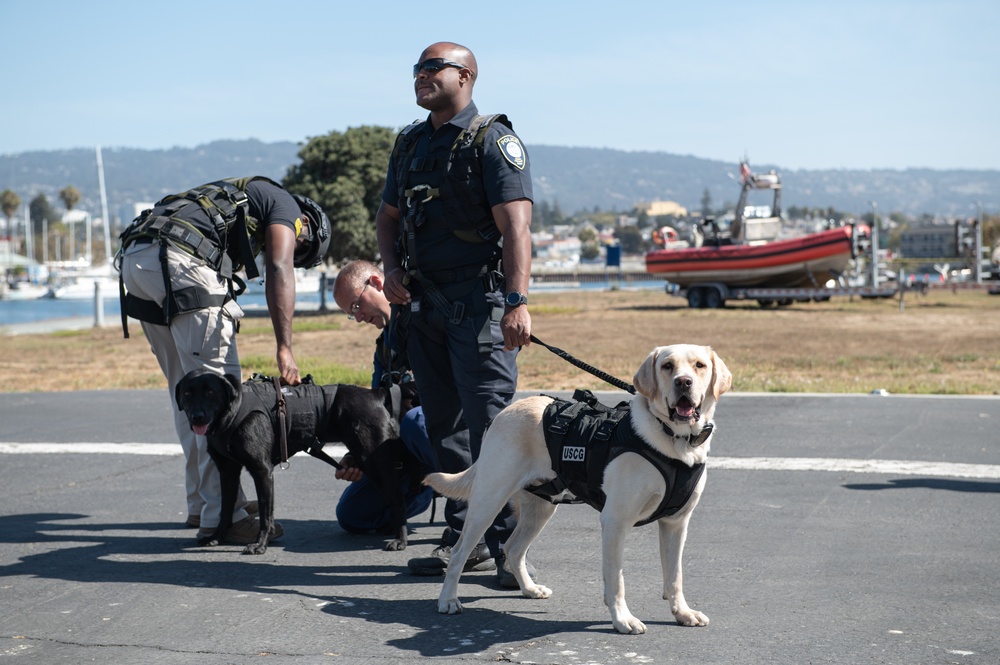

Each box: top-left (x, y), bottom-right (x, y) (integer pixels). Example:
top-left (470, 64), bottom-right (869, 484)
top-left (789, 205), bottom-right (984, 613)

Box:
top-left (2, 0), bottom-right (997, 171)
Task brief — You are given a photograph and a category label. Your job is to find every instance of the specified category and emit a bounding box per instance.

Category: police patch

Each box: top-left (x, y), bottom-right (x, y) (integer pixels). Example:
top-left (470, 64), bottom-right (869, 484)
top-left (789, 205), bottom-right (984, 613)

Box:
top-left (497, 135), bottom-right (526, 170)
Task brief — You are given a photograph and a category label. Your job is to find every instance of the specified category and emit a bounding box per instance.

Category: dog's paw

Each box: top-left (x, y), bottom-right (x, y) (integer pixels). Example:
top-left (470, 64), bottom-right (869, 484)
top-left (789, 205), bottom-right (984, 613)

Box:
top-left (438, 598), bottom-right (463, 615)
top-left (612, 615), bottom-right (648, 635)
top-left (674, 608), bottom-right (709, 627)
top-left (522, 583), bottom-right (553, 599)
top-left (242, 543), bottom-right (268, 555)
top-left (384, 539), bottom-right (406, 552)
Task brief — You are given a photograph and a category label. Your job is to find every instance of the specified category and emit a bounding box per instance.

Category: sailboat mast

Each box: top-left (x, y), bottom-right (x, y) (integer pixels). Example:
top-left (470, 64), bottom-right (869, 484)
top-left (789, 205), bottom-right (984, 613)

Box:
top-left (96, 145), bottom-right (112, 265)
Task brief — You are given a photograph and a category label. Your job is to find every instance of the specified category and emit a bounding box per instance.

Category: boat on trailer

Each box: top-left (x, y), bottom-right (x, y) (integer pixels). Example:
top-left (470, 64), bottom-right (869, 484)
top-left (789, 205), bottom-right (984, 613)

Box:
top-left (644, 160), bottom-right (862, 288)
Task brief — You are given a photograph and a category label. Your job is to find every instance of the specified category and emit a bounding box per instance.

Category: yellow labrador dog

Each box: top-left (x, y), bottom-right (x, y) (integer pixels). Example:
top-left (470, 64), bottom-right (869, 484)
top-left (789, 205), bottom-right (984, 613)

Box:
top-left (424, 344), bottom-right (731, 634)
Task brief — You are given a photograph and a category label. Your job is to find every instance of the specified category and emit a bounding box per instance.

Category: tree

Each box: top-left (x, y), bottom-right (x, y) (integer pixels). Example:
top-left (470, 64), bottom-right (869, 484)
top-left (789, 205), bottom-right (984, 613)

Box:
top-left (30, 194), bottom-right (61, 235)
top-left (58, 187), bottom-right (81, 260)
top-left (59, 185), bottom-right (81, 212)
top-left (1, 189), bottom-right (20, 226)
top-left (700, 188), bottom-right (713, 218)
top-left (578, 226), bottom-right (597, 244)
top-left (282, 125), bottom-right (397, 263)
top-left (580, 242), bottom-right (600, 261)
top-left (532, 200), bottom-right (552, 228)
top-left (550, 200), bottom-right (565, 226)
top-left (633, 208), bottom-right (651, 229)
top-left (531, 200), bottom-right (567, 228)
top-left (615, 225), bottom-right (646, 254)
top-left (30, 194), bottom-right (65, 262)
top-left (982, 214), bottom-right (999, 257)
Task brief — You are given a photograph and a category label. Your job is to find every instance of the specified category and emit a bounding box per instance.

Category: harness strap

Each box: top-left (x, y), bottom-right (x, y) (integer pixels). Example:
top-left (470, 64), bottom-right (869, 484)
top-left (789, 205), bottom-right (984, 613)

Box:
top-left (524, 474), bottom-right (573, 501)
top-left (118, 239), bottom-right (231, 334)
top-left (119, 274), bottom-right (131, 338)
top-left (401, 188), bottom-right (469, 326)
top-left (305, 441), bottom-right (343, 470)
top-left (142, 216), bottom-right (225, 268)
top-left (450, 113), bottom-right (504, 153)
top-left (273, 376), bottom-right (290, 469)
top-left (448, 113), bottom-right (507, 244)
top-left (231, 203), bottom-right (260, 280)
top-left (386, 384), bottom-right (403, 422)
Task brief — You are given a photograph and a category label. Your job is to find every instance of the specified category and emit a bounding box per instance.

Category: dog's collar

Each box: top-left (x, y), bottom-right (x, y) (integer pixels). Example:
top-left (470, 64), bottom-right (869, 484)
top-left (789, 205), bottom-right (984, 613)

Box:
top-left (659, 419), bottom-right (715, 447)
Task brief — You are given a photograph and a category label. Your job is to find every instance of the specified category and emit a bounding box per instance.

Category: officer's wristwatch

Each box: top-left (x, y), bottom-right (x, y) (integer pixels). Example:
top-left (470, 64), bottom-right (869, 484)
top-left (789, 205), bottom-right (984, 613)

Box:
top-left (504, 291), bottom-right (528, 308)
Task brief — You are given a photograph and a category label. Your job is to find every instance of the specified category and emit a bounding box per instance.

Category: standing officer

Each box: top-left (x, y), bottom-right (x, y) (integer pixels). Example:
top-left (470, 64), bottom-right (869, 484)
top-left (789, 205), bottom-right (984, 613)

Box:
top-left (116, 176), bottom-right (330, 545)
top-left (375, 42), bottom-right (534, 587)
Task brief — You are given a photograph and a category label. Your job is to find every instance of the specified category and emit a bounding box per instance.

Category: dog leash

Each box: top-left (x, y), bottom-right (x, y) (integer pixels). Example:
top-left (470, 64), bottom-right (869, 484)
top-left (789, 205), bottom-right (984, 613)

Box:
top-left (272, 376), bottom-right (291, 469)
top-left (305, 442), bottom-right (344, 471)
top-left (529, 334), bottom-right (636, 395)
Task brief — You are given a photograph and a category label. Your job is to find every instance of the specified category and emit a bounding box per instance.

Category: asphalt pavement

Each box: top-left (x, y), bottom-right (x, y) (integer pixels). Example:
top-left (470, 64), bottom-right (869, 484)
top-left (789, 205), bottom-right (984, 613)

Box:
top-left (1, 389), bottom-right (998, 664)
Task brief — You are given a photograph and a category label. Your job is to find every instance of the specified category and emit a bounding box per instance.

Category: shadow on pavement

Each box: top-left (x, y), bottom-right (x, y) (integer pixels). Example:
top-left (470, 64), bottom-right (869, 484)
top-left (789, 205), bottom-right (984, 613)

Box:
top-left (842, 477), bottom-right (1000, 493)
top-left (0, 512), bottom-right (634, 656)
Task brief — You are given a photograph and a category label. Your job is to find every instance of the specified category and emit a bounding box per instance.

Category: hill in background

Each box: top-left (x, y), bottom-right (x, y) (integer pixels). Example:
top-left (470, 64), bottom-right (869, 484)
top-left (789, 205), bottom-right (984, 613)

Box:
top-left (2, 139), bottom-right (997, 226)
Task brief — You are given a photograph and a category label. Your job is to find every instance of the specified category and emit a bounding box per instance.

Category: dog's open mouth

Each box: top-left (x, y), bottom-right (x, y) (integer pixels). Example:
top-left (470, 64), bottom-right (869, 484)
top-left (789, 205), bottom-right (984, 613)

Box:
top-left (670, 396), bottom-right (700, 422)
top-left (191, 422), bottom-right (210, 436)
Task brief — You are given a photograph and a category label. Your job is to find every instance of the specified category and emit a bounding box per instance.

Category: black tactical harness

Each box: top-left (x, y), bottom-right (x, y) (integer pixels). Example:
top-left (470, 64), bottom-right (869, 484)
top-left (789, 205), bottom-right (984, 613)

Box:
top-left (526, 390), bottom-right (710, 527)
top-left (392, 114), bottom-right (510, 354)
top-left (116, 177), bottom-right (277, 337)
top-left (210, 375), bottom-right (340, 468)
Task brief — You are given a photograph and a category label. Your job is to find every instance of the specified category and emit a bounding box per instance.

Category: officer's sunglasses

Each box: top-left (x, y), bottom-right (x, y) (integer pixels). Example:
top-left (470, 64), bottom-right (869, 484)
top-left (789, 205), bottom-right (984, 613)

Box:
top-left (412, 58), bottom-right (467, 78)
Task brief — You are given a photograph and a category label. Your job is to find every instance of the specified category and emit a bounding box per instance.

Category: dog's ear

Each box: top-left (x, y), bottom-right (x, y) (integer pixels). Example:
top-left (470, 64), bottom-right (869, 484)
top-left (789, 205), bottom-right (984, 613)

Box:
top-left (709, 348), bottom-right (733, 399)
top-left (175, 377), bottom-right (189, 412)
top-left (224, 374), bottom-right (241, 400)
top-left (632, 348), bottom-right (660, 398)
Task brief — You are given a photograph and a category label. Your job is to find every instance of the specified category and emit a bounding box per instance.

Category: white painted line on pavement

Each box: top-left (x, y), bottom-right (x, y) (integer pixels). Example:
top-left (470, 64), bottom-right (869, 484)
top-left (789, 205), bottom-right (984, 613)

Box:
top-left (1, 443), bottom-right (998, 480)
top-left (0, 442), bottom-right (183, 455)
top-left (710, 456), bottom-right (1000, 480)
top-left (0, 442), bottom-right (350, 457)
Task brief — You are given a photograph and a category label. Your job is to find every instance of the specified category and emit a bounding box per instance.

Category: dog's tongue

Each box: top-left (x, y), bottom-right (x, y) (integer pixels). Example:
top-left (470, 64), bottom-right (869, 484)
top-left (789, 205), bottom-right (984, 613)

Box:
top-left (675, 399), bottom-right (696, 419)
top-left (192, 423), bottom-right (209, 436)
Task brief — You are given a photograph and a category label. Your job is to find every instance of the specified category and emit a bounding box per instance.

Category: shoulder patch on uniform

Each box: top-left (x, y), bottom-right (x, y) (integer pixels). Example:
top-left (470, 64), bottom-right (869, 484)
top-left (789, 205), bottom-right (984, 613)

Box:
top-left (497, 135), bottom-right (526, 170)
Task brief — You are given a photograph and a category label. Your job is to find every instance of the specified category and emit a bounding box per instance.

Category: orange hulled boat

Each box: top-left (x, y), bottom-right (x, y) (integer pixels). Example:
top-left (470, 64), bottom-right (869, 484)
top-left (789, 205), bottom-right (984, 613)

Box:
top-left (645, 160), bottom-right (862, 288)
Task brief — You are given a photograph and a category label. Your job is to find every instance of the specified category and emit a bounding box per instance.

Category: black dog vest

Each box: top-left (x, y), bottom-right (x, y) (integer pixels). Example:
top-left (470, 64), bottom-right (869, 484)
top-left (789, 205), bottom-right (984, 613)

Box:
top-left (212, 378), bottom-right (339, 464)
top-left (526, 391), bottom-right (706, 527)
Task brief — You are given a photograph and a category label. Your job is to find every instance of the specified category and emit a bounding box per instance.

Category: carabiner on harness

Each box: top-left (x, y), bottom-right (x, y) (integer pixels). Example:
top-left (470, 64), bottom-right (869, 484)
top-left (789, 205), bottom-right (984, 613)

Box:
top-left (404, 184), bottom-right (440, 205)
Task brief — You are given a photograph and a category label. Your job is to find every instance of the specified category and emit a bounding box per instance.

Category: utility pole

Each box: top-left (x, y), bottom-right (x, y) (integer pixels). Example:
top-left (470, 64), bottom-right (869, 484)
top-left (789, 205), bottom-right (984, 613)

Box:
top-left (973, 201), bottom-right (983, 284)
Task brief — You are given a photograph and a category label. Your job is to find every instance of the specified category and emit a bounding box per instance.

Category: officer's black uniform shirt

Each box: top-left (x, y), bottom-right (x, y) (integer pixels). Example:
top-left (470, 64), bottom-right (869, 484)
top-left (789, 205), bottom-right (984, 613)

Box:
top-left (382, 102), bottom-right (533, 272)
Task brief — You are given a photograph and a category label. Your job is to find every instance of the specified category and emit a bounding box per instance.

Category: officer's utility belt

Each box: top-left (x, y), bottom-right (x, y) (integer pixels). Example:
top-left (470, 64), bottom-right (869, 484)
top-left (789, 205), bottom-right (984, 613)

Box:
top-left (407, 261), bottom-right (502, 353)
top-left (423, 263), bottom-right (492, 284)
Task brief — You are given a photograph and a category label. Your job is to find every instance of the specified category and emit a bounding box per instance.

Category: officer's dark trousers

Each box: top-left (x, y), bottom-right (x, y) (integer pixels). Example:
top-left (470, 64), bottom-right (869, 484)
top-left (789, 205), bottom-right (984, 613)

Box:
top-left (407, 286), bottom-right (518, 559)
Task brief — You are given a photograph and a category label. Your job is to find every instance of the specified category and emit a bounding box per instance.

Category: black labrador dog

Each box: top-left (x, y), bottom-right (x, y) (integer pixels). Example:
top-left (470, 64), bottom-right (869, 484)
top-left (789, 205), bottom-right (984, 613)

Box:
top-left (175, 368), bottom-right (424, 555)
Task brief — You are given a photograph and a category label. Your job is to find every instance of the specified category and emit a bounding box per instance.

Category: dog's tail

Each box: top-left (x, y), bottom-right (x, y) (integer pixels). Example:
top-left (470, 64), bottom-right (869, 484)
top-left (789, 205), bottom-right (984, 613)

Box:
top-left (423, 466), bottom-right (476, 501)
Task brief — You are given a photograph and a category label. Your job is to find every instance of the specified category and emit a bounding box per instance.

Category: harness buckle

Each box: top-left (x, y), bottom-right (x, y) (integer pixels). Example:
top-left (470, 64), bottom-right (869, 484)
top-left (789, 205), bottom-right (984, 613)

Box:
top-left (449, 301), bottom-right (465, 325)
top-left (548, 417), bottom-right (571, 435)
top-left (405, 184), bottom-right (439, 205)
